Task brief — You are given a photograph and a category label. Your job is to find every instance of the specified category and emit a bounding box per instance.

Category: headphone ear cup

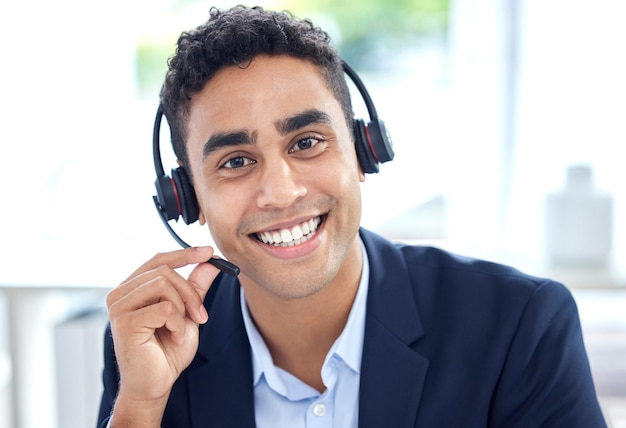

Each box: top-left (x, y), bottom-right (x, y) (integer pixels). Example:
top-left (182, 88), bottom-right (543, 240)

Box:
top-left (353, 118), bottom-right (379, 174)
top-left (366, 118), bottom-right (394, 164)
top-left (154, 174), bottom-right (182, 221)
top-left (171, 167), bottom-right (199, 224)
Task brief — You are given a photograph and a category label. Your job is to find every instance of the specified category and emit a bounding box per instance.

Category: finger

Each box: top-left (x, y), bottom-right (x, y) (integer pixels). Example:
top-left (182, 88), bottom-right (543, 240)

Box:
top-left (109, 265), bottom-right (206, 324)
top-left (187, 258), bottom-right (225, 303)
top-left (122, 246), bottom-right (215, 284)
top-left (149, 301), bottom-right (188, 345)
top-left (108, 275), bottom-right (187, 322)
top-left (107, 266), bottom-right (186, 314)
top-left (140, 265), bottom-right (209, 324)
top-left (108, 247), bottom-right (210, 306)
top-left (110, 247), bottom-right (217, 323)
top-left (114, 301), bottom-right (188, 346)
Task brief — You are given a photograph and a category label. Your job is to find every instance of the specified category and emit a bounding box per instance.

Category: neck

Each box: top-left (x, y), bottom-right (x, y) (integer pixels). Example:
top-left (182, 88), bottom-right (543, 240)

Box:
top-left (242, 238), bottom-right (363, 391)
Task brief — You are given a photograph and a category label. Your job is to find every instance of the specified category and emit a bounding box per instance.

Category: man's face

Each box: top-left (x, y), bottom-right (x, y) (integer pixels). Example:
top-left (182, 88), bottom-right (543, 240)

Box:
top-left (185, 55), bottom-right (365, 298)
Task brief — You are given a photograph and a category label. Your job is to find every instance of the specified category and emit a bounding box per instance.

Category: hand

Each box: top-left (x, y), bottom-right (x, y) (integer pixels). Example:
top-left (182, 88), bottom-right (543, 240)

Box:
top-left (106, 246), bottom-right (220, 425)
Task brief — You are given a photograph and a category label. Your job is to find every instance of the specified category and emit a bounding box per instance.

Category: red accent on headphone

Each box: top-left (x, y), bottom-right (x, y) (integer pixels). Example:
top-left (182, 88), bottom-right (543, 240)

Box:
top-left (364, 126), bottom-right (379, 163)
top-left (170, 177), bottom-right (183, 216)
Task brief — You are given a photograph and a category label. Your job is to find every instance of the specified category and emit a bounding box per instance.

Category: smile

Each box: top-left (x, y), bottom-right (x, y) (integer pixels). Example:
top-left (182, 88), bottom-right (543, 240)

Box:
top-left (255, 216), bottom-right (323, 247)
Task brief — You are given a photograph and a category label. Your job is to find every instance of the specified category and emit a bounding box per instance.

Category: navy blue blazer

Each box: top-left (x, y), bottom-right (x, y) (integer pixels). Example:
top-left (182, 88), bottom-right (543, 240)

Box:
top-left (98, 228), bottom-right (607, 427)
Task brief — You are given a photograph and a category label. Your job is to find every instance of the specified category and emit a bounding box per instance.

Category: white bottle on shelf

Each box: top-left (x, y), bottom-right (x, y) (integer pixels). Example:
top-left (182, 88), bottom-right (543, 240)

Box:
top-left (545, 164), bottom-right (613, 266)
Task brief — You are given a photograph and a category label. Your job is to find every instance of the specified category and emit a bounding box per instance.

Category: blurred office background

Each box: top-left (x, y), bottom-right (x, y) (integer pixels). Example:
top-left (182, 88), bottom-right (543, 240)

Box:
top-left (0, 0), bottom-right (625, 426)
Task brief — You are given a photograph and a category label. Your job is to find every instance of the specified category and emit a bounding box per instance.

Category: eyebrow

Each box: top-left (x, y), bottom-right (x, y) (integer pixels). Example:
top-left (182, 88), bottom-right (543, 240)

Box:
top-left (201, 109), bottom-right (333, 159)
top-left (202, 130), bottom-right (255, 159)
top-left (275, 109), bottom-right (333, 135)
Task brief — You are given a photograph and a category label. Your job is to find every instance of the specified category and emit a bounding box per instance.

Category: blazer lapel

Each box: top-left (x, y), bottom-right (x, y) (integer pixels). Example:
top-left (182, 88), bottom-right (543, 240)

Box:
top-left (187, 275), bottom-right (256, 428)
top-left (359, 230), bottom-right (429, 428)
top-left (181, 230), bottom-right (429, 428)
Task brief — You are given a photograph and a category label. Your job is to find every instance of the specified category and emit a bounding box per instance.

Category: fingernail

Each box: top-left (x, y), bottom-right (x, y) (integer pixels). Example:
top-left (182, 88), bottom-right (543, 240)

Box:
top-left (198, 305), bottom-right (209, 324)
top-left (195, 246), bottom-right (212, 252)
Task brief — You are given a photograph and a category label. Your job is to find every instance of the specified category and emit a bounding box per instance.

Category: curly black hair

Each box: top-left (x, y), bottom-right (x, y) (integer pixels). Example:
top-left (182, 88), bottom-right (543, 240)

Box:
top-left (160, 5), bottom-right (353, 170)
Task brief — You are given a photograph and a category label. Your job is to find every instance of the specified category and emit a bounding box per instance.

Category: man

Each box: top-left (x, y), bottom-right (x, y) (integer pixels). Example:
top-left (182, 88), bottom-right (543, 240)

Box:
top-left (98, 5), bottom-right (607, 427)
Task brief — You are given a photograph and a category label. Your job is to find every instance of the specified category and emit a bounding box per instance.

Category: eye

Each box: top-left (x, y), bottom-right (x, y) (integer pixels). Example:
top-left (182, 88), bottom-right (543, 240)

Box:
top-left (221, 155), bottom-right (255, 169)
top-left (290, 135), bottom-right (322, 153)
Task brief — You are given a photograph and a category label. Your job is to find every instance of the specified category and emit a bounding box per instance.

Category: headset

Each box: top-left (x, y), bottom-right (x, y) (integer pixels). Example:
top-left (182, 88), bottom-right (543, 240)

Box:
top-left (152, 60), bottom-right (394, 275)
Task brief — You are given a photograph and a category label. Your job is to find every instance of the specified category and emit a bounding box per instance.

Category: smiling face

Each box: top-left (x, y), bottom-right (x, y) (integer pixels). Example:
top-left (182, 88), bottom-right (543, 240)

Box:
top-left (185, 55), bottom-right (365, 299)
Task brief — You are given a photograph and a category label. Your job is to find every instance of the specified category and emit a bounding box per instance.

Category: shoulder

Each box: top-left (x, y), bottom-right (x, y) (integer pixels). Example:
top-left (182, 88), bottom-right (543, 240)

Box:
top-left (360, 227), bottom-right (564, 291)
top-left (359, 227), bottom-right (576, 328)
top-left (359, 229), bottom-right (605, 426)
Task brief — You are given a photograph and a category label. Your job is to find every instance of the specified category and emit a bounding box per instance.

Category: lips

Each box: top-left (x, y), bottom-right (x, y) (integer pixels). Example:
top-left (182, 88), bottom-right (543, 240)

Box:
top-left (255, 216), bottom-right (322, 247)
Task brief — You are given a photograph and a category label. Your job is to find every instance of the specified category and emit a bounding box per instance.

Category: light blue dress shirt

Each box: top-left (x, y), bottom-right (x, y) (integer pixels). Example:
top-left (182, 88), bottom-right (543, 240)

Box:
top-left (240, 240), bottom-right (370, 428)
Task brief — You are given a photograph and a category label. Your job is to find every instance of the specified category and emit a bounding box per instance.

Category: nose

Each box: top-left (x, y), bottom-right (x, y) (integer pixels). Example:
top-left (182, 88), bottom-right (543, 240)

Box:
top-left (256, 157), bottom-right (307, 208)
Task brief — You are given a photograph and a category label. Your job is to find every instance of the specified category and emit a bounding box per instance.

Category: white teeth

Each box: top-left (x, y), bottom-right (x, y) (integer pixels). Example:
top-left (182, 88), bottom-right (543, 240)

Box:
top-left (256, 216), bottom-right (322, 246)
top-left (281, 229), bottom-right (292, 243)
top-left (291, 225), bottom-right (304, 240)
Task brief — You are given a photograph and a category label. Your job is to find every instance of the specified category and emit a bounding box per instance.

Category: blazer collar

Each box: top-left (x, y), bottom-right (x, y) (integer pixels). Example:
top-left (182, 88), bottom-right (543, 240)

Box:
top-left (358, 229), bottom-right (429, 428)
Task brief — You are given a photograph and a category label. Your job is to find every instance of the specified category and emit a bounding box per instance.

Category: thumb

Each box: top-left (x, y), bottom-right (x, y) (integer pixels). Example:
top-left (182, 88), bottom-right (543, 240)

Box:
top-left (187, 255), bottom-right (228, 303)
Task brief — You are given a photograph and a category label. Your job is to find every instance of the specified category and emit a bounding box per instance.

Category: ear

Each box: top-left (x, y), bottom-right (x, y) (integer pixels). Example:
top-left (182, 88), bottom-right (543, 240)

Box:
top-left (199, 211), bottom-right (206, 225)
top-left (359, 170), bottom-right (366, 183)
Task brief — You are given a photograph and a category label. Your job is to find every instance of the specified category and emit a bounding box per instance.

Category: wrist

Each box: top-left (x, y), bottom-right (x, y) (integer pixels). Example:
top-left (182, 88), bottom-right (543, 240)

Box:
top-left (109, 391), bottom-right (168, 428)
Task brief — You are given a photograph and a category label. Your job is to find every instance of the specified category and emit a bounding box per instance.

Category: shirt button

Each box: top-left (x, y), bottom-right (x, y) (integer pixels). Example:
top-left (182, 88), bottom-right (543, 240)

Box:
top-left (313, 403), bottom-right (327, 417)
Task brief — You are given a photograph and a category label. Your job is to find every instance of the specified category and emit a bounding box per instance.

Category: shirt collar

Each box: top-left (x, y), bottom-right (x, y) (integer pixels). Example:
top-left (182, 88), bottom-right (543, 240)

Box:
top-left (240, 238), bottom-right (370, 388)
